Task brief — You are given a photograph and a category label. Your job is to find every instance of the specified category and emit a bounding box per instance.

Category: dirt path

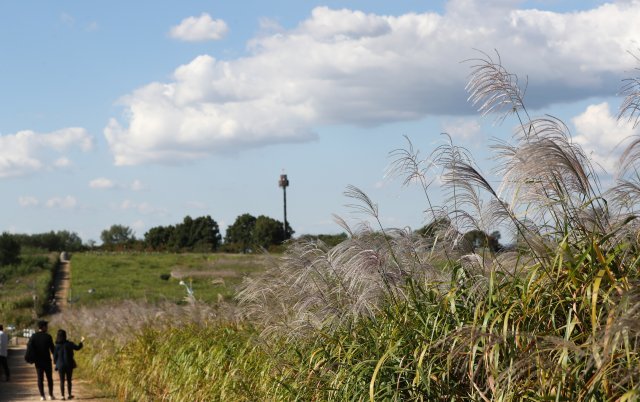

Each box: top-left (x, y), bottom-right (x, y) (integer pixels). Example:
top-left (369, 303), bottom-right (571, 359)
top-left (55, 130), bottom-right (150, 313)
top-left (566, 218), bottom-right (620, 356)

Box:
top-left (0, 344), bottom-right (114, 401)
top-left (53, 261), bottom-right (70, 312)
top-left (0, 259), bottom-right (115, 401)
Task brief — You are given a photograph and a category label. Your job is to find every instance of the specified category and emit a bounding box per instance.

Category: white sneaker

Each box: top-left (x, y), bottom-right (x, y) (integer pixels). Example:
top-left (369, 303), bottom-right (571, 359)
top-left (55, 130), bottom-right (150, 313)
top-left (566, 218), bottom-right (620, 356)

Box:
top-left (40, 398), bottom-right (45, 401)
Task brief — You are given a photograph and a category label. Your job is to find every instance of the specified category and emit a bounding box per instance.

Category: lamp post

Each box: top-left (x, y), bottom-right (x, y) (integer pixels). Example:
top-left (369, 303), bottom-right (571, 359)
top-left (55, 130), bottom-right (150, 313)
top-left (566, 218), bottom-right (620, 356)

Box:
top-left (279, 173), bottom-right (289, 238)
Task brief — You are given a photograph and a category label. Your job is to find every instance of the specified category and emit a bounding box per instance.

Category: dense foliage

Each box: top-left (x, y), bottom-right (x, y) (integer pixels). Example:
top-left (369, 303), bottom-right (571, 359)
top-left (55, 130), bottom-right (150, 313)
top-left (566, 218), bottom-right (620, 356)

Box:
top-left (143, 215), bottom-right (223, 252)
top-left (223, 213), bottom-right (290, 253)
top-left (10, 230), bottom-right (84, 252)
top-left (0, 252), bottom-right (58, 328)
top-left (0, 232), bottom-right (21, 266)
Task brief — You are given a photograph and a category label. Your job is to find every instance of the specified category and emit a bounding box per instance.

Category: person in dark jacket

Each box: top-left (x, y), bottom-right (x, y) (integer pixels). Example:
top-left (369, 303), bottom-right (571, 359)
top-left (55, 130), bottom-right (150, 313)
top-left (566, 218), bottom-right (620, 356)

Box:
top-left (53, 329), bottom-right (83, 400)
top-left (27, 320), bottom-right (56, 400)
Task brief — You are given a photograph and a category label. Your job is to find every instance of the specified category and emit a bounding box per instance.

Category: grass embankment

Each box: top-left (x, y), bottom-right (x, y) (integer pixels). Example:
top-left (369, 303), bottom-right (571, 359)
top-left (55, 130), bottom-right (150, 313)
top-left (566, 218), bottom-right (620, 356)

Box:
top-left (0, 253), bottom-right (58, 328)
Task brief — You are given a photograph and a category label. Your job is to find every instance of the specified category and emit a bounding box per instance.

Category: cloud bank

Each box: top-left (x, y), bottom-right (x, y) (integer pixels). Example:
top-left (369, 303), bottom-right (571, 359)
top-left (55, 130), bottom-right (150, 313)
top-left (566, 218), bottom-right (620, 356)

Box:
top-left (106, 1), bottom-right (640, 165)
top-left (0, 127), bottom-right (93, 177)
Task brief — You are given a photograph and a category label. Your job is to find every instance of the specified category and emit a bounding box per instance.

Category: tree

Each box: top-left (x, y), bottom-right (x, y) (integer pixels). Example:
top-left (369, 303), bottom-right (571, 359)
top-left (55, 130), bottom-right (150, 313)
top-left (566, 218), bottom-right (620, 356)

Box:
top-left (145, 225), bottom-right (174, 250)
top-left (175, 215), bottom-right (221, 251)
top-left (299, 232), bottom-right (348, 248)
top-left (224, 213), bottom-right (290, 252)
top-left (0, 232), bottom-right (21, 266)
top-left (225, 213), bottom-right (257, 253)
top-left (253, 215), bottom-right (285, 249)
top-left (416, 217), bottom-right (452, 238)
top-left (144, 215), bottom-right (222, 252)
top-left (100, 225), bottom-right (135, 248)
top-left (461, 229), bottom-right (502, 253)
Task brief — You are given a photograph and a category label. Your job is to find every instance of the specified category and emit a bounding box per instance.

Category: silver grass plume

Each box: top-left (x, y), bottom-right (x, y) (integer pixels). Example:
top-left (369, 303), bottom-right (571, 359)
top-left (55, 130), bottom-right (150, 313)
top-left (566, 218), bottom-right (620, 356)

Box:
top-left (618, 51), bottom-right (640, 128)
top-left (465, 49), bottom-right (528, 126)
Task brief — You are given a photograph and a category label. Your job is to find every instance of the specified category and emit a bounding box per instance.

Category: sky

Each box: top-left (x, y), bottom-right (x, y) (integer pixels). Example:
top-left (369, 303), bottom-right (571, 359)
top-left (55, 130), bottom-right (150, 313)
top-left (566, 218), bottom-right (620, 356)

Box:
top-left (1, 0), bottom-right (639, 244)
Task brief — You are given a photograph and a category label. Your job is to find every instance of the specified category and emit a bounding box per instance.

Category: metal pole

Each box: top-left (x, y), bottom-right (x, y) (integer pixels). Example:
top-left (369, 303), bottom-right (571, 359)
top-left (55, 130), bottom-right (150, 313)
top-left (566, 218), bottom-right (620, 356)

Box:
top-left (279, 173), bottom-right (289, 238)
top-left (283, 185), bottom-right (287, 237)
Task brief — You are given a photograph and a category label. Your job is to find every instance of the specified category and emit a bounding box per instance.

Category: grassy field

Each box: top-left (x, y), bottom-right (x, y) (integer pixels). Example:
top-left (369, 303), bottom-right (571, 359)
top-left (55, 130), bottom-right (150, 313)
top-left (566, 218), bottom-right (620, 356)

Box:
top-left (67, 252), bottom-right (270, 306)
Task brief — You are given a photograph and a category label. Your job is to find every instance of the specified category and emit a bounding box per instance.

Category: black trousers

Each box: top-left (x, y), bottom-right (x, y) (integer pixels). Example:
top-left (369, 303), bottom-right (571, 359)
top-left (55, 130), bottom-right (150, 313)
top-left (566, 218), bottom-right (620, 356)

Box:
top-left (58, 367), bottom-right (74, 397)
top-left (0, 355), bottom-right (9, 379)
top-left (35, 362), bottom-right (54, 397)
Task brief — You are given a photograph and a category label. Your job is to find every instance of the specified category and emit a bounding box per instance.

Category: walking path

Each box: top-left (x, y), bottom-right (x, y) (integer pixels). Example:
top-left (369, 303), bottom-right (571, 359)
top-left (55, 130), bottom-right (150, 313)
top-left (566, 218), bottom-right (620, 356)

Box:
top-left (52, 260), bottom-right (70, 313)
top-left (0, 344), bottom-right (113, 401)
top-left (0, 259), bottom-right (115, 401)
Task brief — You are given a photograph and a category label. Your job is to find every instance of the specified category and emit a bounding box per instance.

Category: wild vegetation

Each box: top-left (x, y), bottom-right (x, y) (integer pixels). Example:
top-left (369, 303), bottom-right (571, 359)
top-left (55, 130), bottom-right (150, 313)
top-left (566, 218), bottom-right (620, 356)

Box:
top-left (0, 247), bottom-right (58, 328)
top-left (51, 52), bottom-right (640, 401)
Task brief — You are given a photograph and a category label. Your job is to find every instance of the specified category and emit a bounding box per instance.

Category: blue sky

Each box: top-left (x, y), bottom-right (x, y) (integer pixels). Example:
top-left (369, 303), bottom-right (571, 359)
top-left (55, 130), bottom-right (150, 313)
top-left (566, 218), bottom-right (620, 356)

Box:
top-left (0, 0), bottom-right (638, 244)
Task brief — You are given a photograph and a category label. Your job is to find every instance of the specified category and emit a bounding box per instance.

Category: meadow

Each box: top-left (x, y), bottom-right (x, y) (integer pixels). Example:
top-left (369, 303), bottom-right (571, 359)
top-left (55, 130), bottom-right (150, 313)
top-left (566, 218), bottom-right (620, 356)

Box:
top-left (67, 252), bottom-right (269, 306)
top-left (50, 53), bottom-right (640, 401)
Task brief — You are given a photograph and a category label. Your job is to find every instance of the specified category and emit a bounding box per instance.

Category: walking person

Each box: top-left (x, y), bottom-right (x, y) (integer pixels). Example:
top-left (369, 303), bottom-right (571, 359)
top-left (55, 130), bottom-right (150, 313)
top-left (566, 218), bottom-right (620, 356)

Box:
top-left (27, 320), bottom-right (56, 400)
top-left (54, 329), bottom-right (83, 400)
top-left (0, 324), bottom-right (9, 381)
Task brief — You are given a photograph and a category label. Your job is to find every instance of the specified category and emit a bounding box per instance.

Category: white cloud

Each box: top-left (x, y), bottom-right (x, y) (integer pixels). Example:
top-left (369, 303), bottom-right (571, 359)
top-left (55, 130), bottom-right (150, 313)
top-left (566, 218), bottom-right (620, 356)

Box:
top-left (54, 157), bottom-right (72, 167)
top-left (89, 178), bottom-right (145, 191)
top-left (89, 177), bottom-right (116, 189)
top-left (106, 2), bottom-right (640, 165)
top-left (169, 13), bottom-right (229, 41)
top-left (130, 179), bottom-right (144, 191)
top-left (131, 220), bottom-right (145, 236)
top-left (60, 12), bottom-right (75, 26)
top-left (0, 127), bottom-right (93, 178)
top-left (18, 196), bottom-right (39, 207)
top-left (45, 196), bottom-right (78, 209)
top-left (443, 119), bottom-right (482, 141)
top-left (117, 199), bottom-right (168, 216)
top-left (86, 21), bottom-right (99, 32)
top-left (572, 102), bottom-right (638, 172)
top-left (258, 17), bottom-right (284, 33)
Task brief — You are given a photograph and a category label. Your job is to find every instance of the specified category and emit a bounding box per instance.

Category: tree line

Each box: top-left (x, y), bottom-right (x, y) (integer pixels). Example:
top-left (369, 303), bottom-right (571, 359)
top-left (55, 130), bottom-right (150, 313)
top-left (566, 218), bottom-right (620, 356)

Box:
top-left (1, 215), bottom-right (504, 260)
top-left (100, 213), bottom-right (294, 253)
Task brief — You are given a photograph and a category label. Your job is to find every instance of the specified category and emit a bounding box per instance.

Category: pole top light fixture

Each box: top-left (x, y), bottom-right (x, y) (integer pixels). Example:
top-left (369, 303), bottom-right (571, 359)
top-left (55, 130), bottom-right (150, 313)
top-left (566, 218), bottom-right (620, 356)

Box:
top-left (279, 173), bottom-right (289, 188)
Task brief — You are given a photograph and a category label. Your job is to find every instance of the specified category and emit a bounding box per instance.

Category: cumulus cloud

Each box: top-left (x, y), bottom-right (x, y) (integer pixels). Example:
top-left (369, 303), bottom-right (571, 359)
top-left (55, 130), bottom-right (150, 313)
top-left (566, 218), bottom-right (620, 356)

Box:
top-left (0, 127), bottom-right (93, 178)
top-left (53, 157), bottom-right (72, 168)
top-left (169, 13), bottom-right (228, 41)
top-left (572, 102), bottom-right (638, 172)
top-left (130, 179), bottom-right (144, 191)
top-left (106, 1), bottom-right (640, 165)
top-left (89, 178), bottom-right (145, 191)
top-left (117, 199), bottom-right (168, 216)
top-left (443, 119), bottom-right (482, 142)
top-left (89, 177), bottom-right (116, 189)
top-left (18, 196), bottom-right (39, 207)
top-left (45, 196), bottom-right (78, 209)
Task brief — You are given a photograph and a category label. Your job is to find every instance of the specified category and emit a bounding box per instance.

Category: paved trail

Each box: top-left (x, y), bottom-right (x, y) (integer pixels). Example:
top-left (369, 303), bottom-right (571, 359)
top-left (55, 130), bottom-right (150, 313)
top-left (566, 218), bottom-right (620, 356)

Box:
top-left (0, 260), bottom-right (115, 401)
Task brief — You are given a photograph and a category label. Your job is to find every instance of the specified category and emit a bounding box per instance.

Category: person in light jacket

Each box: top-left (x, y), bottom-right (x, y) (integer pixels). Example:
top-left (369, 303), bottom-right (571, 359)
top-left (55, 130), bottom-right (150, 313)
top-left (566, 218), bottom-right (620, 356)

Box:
top-left (53, 329), bottom-right (83, 401)
top-left (0, 324), bottom-right (9, 381)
